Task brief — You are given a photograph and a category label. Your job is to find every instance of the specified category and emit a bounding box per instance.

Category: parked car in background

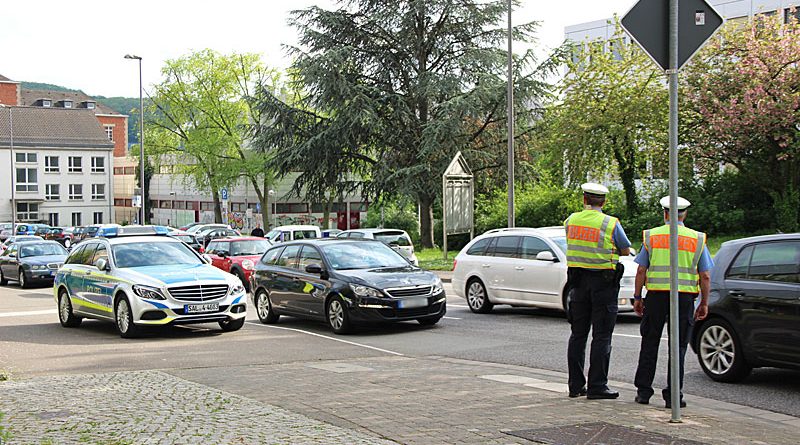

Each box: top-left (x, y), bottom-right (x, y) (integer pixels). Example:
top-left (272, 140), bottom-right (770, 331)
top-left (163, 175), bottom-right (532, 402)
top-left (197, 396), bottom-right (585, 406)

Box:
top-left (179, 222), bottom-right (203, 231)
top-left (251, 238), bottom-right (445, 334)
top-left (1, 236), bottom-right (45, 254)
top-left (34, 225), bottom-right (53, 237)
top-left (321, 229), bottom-right (342, 238)
top-left (81, 224), bottom-right (123, 240)
top-left (46, 227), bottom-right (77, 248)
top-left (337, 228), bottom-right (419, 266)
top-left (452, 227), bottom-right (638, 315)
top-left (195, 227), bottom-right (240, 247)
top-left (185, 223), bottom-right (230, 234)
top-left (72, 227), bottom-right (86, 242)
top-left (0, 241), bottom-right (68, 288)
top-left (205, 237), bottom-right (272, 291)
top-left (265, 225), bottom-right (321, 243)
top-left (14, 223), bottom-right (50, 236)
top-left (0, 223), bottom-right (15, 241)
top-left (691, 233), bottom-right (800, 383)
top-left (168, 230), bottom-right (205, 253)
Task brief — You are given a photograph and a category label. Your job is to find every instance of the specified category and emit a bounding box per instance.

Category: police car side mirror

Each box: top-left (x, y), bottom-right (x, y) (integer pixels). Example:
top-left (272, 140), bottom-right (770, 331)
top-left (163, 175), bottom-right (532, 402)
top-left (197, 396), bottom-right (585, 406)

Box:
top-left (95, 258), bottom-right (110, 271)
top-left (536, 251), bottom-right (557, 262)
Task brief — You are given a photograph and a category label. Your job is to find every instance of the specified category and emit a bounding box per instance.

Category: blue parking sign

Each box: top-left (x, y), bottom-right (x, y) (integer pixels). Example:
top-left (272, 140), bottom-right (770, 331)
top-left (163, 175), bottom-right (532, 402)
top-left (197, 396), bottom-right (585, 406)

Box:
top-left (221, 188), bottom-right (229, 200)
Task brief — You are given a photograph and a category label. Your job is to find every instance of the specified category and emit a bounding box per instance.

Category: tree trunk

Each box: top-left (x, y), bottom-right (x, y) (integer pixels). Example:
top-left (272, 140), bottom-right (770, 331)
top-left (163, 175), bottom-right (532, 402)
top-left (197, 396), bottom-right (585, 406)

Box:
top-left (419, 195), bottom-right (435, 249)
top-left (322, 195), bottom-right (334, 230)
top-left (212, 192), bottom-right (223, 223)
top-left (613, 144), bottom-right (638, 216)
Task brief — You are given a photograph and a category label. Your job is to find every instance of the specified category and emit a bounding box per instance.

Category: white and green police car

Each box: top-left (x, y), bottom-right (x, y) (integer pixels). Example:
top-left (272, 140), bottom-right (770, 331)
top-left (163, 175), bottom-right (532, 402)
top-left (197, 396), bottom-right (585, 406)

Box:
top-left (53, 226), bottom-right (247, 337)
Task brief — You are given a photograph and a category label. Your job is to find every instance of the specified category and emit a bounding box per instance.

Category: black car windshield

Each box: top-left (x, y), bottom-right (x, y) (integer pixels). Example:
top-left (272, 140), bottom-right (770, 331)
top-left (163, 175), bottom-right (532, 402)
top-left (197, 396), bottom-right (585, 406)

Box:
top-left (112, 241), bottom-right (202, 268)
top-left (19, 243), bottom-right (67, 258)
top-left (321, 242), bottom-right (410, 270)
top-left (231, 240), bottom-right (270, 256)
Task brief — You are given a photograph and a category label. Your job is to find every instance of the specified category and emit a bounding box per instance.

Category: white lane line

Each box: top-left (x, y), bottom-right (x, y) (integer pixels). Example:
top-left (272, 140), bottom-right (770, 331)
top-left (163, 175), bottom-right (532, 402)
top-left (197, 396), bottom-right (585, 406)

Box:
top-left (443, 316), bottom-right (462, 320)
top-left (614, 333), bottom-right (667, 341)
top-left (246, 321), bottom-right (404, 356)
top-left (0, 309), bottom-right (57, 318)
top-left (448, 304), bottom-right (469, 308)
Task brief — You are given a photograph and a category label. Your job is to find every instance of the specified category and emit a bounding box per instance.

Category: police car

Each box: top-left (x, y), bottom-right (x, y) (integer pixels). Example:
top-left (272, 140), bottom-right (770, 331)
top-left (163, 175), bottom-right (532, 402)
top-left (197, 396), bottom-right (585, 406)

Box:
top-left (53, 226), bottom-right (247, 338)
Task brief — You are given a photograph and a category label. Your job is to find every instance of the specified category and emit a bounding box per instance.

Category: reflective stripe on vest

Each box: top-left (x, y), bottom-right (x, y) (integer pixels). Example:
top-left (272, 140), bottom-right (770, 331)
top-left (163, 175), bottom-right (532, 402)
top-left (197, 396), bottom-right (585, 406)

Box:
top-left (644, 225), bottom-right (705, 294)
top-left (565, 210), bottom-right (619, 270)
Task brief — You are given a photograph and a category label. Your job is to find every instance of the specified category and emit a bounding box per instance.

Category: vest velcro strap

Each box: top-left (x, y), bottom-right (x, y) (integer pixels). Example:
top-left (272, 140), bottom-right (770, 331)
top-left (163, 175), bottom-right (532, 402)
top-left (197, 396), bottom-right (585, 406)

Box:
top-left (648, 265), bottom-right (696, 274)
top-left (567, 255), bottom-right (617, 265)
top-left (692, 233), bottom-right (706, 269)
top-left (598, 215), bottom-right (612, 248)
top-left (643, 230), bottom-right (651, 252)
top-left (646, 277), bottom-right (699, 286)
top-left (567, 244), bottom-right (615, 255)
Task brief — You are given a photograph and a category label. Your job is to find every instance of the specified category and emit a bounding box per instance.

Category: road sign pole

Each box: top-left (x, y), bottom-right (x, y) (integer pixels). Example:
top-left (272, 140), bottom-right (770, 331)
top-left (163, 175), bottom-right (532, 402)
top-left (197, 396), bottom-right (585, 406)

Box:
top-left (668, 0), bottom-right (682, 423)
top-left (506, 0), bottom-right (515, 228)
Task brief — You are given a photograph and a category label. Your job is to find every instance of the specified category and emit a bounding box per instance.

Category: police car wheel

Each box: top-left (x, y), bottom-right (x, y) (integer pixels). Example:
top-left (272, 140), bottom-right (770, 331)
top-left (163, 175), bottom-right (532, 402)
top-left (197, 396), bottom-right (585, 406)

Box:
top-left (115, 297), bottom-right (141, 338)
top-left (326, 295), bottom-right (352, 334)
top-left (0, 267), bottom-right (6, 285)
top-left (466, 279), bottom-right (493, 314)
top-left (255, 290), bottom-right (279, 324)
top-left (58, 290), bottom-right (82, 328)
top-left (697, 318), bottom-right (752, 383)
top-left (219, 317), bottom-right (245, 332)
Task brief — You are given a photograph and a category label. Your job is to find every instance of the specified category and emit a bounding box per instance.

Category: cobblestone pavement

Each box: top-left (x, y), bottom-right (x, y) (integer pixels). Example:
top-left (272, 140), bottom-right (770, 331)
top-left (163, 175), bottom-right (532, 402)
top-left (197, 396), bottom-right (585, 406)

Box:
top-left (0, 370), bottom-right (397, 445)
top-left (171, 356), bottom-right (800, 445)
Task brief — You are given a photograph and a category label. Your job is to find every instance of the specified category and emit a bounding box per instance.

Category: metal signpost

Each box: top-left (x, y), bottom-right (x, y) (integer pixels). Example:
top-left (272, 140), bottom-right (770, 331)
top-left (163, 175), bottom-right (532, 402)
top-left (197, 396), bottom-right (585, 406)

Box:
top-left (621, 0), bottom-right (723, 422)
top-left (442, 152), bottom-right (474, 259)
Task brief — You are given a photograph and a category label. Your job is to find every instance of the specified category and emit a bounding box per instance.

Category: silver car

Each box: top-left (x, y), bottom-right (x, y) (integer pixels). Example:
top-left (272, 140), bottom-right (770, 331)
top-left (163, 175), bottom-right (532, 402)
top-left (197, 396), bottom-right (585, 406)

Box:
top-left (53, 226), bottom-right (247, 338)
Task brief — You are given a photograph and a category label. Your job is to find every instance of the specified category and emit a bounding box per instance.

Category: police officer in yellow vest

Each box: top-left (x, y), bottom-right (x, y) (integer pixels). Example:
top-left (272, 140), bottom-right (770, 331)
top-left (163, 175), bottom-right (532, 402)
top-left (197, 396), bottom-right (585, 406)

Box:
top-left (632, 196), bottom-right (712, 408)
top-left (565, 183), bottom-right (631, 399)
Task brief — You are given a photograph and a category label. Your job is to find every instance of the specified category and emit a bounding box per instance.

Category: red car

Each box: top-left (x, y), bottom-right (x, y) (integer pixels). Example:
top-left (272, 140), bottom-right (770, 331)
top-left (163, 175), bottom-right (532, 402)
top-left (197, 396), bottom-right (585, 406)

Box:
top-left (204, 237), bottom-right (271, 291)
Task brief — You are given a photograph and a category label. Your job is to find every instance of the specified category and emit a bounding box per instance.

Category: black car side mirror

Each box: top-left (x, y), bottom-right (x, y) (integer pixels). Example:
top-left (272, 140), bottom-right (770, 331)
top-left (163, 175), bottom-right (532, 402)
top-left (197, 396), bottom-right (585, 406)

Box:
top-left (305, 263), bottom-right (324, 274)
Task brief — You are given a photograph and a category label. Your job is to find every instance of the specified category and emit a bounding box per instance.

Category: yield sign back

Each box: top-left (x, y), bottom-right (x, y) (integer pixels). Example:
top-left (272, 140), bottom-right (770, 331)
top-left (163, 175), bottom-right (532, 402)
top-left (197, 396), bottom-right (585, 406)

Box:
top-left (621, 0), bottom-right (724, 71)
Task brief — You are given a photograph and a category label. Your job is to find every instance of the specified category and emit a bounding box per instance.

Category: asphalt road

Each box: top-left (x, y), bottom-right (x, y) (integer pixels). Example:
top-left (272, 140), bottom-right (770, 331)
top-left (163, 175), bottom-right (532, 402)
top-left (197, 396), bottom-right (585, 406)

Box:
top-left (1, 281), bottom-right (799, 417)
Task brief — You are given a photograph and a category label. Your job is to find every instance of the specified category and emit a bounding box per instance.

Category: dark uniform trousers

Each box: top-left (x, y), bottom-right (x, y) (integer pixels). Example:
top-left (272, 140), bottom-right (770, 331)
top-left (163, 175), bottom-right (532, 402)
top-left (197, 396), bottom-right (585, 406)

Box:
top-left (633, 291), bottom-right (696, 402)
top-left (567, 268), bottom-right (619, 394)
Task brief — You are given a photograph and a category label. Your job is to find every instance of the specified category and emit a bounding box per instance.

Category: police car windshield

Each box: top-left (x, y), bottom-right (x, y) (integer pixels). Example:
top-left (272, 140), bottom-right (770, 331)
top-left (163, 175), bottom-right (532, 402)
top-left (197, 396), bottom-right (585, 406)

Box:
top-left (112, 242), bottom-right (202, 268)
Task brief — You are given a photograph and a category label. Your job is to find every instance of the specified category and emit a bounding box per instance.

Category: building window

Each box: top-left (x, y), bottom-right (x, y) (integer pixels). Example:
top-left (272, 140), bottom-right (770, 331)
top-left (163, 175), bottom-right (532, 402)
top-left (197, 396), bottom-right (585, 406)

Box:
top-left (71, 212), bottom-right (82, 226)
top-left (200, 202), bottom-right (214, 211)
top-left (45, 156), bottom-right (59, 173)
top-left (15, 152), bottom-right (37, 163)
top-left (351, 202), bottom-right (369, 212)
top-left (104, 125), bottom-right (114, 142)
top-left (17, 203), bottom-right (39, 221)
top-left (159, 165), bottom-right (174, 174)
top-left (85, 101), bottom-right (96, 109)
top-left (275, 203), bottom-right (308, 214)
top-left (48, 213), bottom-right (59, 226)
top-left (188, 201), bottom-right (199, 211)
top-left (63, 100), bottom-right (73, 108)
top-left (15, 168), bottom-right (38, 192)
top-left (69, 184), bottom-right (83, 200)
top-left (786, 8), bottom-right (800, 24)
top-left (123, 199), bottom-right (132, 207)
top-left (113, 167), bottom-right (124, 175)
top-left (93, 212), bottom-right (103, 224)
top-left (68, 156), bottom-right (83, 173)
top-left (123, 166), bottom-right (135, 175)
top-left (45, 184), bottom-right (60, 201)
top-left (91, 156), bottom-right (105, 173)
top-left (174, 201), bottom-right (186, 210)
top-left (91, 184), bottom-right (105, 200)
top-left (159, 200), bottom-right (172, 209)
top-left (42, 99), bottom-right (52, 107)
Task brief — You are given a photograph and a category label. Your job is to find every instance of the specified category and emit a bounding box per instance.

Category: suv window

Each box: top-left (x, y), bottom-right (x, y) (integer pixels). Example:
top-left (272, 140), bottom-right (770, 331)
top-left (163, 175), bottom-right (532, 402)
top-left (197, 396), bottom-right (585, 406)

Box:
top-left (297, 246), bottom-right (323, 270)
top-left (466, 238), bottom-right (491, 256)
top-left (261, 246), bottom-right (284, 265)
top-left (726, 245), bottom-right (753, 279)
top-left (748, 241), bottom-right (800, 283)
top-left (521, 236), bottom-right (551, 259)
top-left (276, 245), bottom-right (301, 269)
top-left (491, 236), bottom-right (521, 258)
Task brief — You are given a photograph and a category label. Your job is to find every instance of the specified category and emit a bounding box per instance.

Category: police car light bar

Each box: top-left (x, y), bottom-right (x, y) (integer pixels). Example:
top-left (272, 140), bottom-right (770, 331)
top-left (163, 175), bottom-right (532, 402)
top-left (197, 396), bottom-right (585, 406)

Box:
top-left (102, 226), bottom-right (170, 238)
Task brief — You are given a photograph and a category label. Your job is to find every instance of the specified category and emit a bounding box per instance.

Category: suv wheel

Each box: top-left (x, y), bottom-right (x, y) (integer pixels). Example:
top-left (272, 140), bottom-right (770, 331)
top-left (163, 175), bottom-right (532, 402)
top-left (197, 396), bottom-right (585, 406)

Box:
top-left (115, 297), bottom-right (141, 338)
top-left (58, 289), bottom-right (82, 327)
top-left (255, 290), bottom-right (279, 324)
top-left (697, 318), bottom-right (752, 382)
top-left (466, 279), bottom-right (493, 313)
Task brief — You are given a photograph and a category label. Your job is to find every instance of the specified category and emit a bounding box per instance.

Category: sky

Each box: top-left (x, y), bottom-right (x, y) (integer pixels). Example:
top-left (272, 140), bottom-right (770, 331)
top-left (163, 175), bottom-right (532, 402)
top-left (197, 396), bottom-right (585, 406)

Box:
top-left (0, 0), bottom-right (633, 98)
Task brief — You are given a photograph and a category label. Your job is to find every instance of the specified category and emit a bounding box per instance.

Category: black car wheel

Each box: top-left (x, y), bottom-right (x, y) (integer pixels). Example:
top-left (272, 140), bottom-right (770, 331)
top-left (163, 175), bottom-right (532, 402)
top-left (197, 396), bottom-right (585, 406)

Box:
top-left (219, 317), bottom-right (245, 332)
top-left (466, 278), bottom-right (493, 314)
top-left (18, 268), bottom-right (28, 289)
top-left (326, 295), bottom-right (352, 334)
top-left (0, 267), bottom-right (6, 285)
top-left (697, 318), bottom-right (752, 383)
top-left (255, 289), bottom-right (279, 324)
top-left (58, 289), bottom-right (82, 328)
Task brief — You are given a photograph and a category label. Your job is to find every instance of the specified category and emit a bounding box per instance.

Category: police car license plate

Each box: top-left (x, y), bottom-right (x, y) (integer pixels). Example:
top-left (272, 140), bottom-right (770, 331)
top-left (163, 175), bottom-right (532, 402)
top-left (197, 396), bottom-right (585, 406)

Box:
top-left (397, 297), bottom-right (427, 309)
top-left (185, 303), bottom-right (219, 314)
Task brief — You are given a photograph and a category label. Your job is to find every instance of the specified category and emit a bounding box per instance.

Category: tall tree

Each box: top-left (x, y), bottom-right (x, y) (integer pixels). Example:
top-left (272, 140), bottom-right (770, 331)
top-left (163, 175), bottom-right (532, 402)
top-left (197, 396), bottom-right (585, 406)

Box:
top-left (682, 13), bottom-right (800, 231)
top-left (148, 50), bottom-right (276, 228)
top-left (538, 25), bottom-right (668, 215)
top-left (253, 0), bottom-right (553, 247)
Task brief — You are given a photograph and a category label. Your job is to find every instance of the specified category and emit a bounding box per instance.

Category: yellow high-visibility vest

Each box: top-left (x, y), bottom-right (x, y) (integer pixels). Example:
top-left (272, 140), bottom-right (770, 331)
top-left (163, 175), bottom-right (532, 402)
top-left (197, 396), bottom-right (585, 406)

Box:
top-left (643, 224), bottom-right (705, 294)
top-left (564, 210), bottom-right (619, 270)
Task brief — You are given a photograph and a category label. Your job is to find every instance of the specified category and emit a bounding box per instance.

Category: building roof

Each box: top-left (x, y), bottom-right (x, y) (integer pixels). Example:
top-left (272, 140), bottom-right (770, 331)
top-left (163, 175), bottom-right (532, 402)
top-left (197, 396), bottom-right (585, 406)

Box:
top-left (0, 106), bottom-right (115, 149)
top-left (0, 74), bottom-right (13, 82)
top-left (19, 88), bottom-right (122, 116)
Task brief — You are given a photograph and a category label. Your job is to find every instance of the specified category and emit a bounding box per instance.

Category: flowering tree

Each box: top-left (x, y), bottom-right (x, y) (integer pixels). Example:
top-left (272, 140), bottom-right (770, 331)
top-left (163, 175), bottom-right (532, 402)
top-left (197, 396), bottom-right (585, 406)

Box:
top-left (683, 13), bottom-right (800, 231)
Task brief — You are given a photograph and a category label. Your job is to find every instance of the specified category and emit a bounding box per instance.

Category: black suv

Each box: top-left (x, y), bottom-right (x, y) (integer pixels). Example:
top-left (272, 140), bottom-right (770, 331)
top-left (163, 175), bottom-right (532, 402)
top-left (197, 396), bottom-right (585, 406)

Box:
top-left (250, 239), bottom-right (446, 334)
top-left (691, 234), bottom-right (800, 382)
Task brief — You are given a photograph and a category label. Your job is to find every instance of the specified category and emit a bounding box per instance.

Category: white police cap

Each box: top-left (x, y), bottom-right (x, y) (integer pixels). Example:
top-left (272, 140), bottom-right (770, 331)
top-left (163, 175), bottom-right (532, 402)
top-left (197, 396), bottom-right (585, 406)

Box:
top-left (581, 182), bottom-right (609, 196)
top-left (659, 196), bottom-right (691, 210)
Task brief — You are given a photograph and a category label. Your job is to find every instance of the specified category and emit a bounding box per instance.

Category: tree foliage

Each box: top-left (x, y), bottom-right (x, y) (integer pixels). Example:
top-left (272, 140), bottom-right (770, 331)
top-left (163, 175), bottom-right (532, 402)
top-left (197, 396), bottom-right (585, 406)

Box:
top-left (682, 13), bottom-right (800, 231)
top-left (251, 0), bottom-right (555, 247)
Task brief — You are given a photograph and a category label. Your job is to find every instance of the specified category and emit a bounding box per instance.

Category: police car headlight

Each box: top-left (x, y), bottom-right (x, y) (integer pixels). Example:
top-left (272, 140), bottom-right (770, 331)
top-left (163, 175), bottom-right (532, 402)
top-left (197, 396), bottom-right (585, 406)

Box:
top-left (350, 284), bottom-right (383, 298)
top-left (133, 285), bottom-right (166, 300)
top-left (241, 259), bottom-right (255, 271)
top-left (432, 278), bottom-right (444, 295)
top-left (229, 284), bottom-right (245, 296)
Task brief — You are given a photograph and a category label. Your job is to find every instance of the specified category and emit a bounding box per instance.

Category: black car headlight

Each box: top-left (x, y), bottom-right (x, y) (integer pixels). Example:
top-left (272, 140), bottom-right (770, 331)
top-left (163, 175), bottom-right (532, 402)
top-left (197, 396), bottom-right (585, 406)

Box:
top-left (229, 284), bottom-right (245, 296)
top-left (133, 285), bottom-right (166, 300)
top-left (432, 278), bottom-right (444, 295)
top-left (29, 264), bottom-right (47, 271)
top-left (349, 284), bottom-right (384, 298)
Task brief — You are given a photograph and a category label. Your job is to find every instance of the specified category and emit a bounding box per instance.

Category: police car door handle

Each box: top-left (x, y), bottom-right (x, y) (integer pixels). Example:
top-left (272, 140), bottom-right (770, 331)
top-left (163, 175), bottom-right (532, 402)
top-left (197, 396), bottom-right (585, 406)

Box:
top-left (481, 264), bottom-right (491, 268)
top-left (514, 266), bottom-right (524, 271)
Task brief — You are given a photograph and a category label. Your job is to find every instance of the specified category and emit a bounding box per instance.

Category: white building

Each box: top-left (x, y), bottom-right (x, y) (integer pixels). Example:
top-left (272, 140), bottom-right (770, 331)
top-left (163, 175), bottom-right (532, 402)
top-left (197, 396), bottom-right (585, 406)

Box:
top-left (0, 106), bottom-right (115, 226)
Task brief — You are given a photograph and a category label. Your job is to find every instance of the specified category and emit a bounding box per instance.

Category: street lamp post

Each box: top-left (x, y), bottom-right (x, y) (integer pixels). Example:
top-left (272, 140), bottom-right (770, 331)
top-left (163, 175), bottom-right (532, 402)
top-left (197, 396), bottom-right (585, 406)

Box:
top-left (1, 104), bottom-right (16, 224)
top-left (268, 189), bottom-right (276, 229)
top-left (125, 54), bottom-right (145, 225)
top-left (506, 0), bottom-right (515, 228)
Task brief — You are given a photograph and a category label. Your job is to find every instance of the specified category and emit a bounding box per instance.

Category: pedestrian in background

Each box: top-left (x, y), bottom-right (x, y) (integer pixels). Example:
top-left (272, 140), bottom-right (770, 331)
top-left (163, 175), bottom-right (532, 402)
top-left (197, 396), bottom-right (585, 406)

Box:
top-left (250, 226), bottom-right (265, 237)
top-left (632, 196), bottom-right (712, 408)
top-left (565, 183), bottom-right (631, 399)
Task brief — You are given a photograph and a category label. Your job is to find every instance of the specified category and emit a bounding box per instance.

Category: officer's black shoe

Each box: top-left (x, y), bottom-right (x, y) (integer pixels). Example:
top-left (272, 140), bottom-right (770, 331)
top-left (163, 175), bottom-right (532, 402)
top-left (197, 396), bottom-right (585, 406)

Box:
top-left (568, 388), bottom-right (587, 398)
top-left (586, 389), bottom-right (619, 400)
top-left (634, 395), bottom-right (650, 405)
top-left (665, 399), bottom-right (687, 409)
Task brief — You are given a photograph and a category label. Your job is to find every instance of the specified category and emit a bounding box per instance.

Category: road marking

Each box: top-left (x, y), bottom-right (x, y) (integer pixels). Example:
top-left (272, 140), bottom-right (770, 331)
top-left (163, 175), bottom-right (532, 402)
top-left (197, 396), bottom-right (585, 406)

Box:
top-left (443, 316), bottom-right (461, 320)
top-left (0, 309), bottom-right (57, 318)
top-left (614, 333), bottom-right (667, 341)
top-left (448, 304), bottom-right (469, 308)
top-left (246, 322), bottom-right (404, 356)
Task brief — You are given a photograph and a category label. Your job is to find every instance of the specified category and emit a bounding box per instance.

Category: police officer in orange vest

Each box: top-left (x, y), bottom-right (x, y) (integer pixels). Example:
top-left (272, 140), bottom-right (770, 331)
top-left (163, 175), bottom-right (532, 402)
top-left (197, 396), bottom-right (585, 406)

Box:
top-left (632, 196), bottom-right (713, 408)
top-left (565, 183), bottom-right (631, 399)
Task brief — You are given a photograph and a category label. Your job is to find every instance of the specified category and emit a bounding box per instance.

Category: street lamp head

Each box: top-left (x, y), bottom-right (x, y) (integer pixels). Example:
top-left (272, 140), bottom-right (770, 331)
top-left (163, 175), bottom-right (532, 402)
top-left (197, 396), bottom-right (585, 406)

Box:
top-left (124, 54), bottom-right (142, 60)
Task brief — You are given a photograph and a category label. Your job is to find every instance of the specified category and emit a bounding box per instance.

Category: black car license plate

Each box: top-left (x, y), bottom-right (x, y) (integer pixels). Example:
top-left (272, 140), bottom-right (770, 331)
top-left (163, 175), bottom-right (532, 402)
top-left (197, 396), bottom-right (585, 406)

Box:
top-left (397, 297), bottom-right (427, 309)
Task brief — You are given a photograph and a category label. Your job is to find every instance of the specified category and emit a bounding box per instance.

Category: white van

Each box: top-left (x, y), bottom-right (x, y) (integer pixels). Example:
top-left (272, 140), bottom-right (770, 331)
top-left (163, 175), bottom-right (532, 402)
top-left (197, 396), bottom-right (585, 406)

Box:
top-left (265, 225), bottom-right (321, 243)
